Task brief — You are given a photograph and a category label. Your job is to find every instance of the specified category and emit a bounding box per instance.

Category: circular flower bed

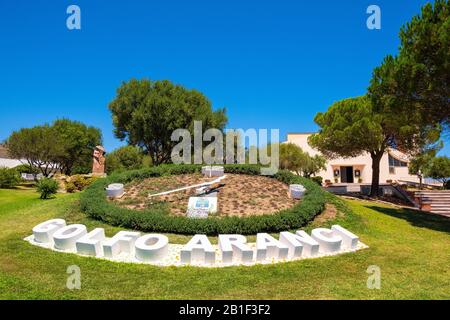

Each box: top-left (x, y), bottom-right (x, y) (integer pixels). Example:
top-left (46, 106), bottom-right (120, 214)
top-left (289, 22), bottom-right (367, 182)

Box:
top-left (114, 173), bottom-right (298, 216)
top-left (80, 164), bottom-right (327, 235)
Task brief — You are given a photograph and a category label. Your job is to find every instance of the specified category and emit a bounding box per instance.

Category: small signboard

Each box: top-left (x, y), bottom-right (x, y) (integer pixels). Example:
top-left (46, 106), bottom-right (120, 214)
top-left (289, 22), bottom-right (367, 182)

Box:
top-left (186, 197), bottom-right (218, 218)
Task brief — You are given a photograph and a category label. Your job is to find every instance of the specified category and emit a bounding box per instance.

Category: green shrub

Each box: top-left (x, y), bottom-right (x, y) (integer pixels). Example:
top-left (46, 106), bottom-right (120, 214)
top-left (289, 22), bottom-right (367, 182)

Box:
top-left (310, 176), bottom-right (323, 186)
top-left (80, 164), bottom-right (327, 235)
top-left (36, 178), bottom-right (59, 199)
top-left (106, 146), bottom-right (144, 174)
top-left (65, 181), bottom-right (77, 193)
top-left (65, 175), bottom-right (98, 193)
top-left (0, 167), bottom-right (21, 188)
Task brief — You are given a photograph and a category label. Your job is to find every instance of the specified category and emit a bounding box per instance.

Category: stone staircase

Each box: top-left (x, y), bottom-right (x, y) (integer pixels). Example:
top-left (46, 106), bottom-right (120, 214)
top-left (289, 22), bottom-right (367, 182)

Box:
top-left (414, 190), bottom-right (450, 217)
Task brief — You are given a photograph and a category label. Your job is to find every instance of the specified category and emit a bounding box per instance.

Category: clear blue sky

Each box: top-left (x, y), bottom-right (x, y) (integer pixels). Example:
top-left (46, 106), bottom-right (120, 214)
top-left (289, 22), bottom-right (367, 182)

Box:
top-left (1, 0), bottom-right (448, 155)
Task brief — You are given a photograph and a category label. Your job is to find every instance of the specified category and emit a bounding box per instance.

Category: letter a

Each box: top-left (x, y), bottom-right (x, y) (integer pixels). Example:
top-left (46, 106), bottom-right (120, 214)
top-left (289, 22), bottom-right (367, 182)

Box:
top-left (66, 5), bottom-right (81, 30)
top-left (366, 5), bottom-right (381, 30)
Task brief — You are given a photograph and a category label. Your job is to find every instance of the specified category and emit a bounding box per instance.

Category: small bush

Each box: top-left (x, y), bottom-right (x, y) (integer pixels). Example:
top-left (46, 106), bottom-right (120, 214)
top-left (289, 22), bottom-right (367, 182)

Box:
top-left (0, 167), bottom-right (21, 188)
top-left (310, 176), bottom-right (323, 186)
top-left (80, 164), bottom-right (327, 235)
top-left (65, 175), bottom-right (98, 193)
top-left (36, 178), bottom-right (59, 199)
top-left (65, 181), bottom-right (77, 193)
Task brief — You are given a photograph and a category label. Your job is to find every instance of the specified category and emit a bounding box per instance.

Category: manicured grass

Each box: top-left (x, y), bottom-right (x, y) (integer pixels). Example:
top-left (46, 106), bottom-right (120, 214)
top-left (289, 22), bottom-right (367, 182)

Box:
top-left (0, 188), bottom-right (449, 299)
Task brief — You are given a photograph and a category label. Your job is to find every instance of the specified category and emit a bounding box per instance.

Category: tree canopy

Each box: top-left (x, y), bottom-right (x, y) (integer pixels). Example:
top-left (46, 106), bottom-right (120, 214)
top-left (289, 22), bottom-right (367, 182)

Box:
top-left (106, 145), bottom-right (144, 174)
top-left (426, 156), bottom-right (450, 185)
top-left (6, 120), bottom-right (102, 177)
top-left (276, 142), bottom-right (326, 177)
top-left (109, 79), bottom-right (227, 165)
top-left (369, 0), bottom-right (449, 132)
top-left (7, 125), bottom-right (64, 177)
top-left (52, 119), bottom-right (102, 175)
top-left (308, 96), bottom-right (439, 196)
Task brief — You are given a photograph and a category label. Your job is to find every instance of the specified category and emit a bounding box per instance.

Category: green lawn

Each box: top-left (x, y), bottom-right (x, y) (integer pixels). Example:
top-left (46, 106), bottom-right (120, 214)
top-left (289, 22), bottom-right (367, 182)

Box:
top-left (0, 187), bottom-right (449, 299)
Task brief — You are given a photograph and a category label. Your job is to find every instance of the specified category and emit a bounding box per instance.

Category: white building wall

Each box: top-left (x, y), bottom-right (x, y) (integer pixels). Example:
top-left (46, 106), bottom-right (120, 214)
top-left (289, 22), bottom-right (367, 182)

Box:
top-left (286, 133), bottom-right (420, 184)
top-left (0, 158), bottom-right (24, 169)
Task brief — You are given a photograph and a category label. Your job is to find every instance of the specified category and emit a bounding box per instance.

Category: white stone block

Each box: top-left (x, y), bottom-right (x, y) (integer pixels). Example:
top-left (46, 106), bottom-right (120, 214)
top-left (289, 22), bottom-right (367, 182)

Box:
top-left (32, 219), bottom-right (66, 244)
top-left (180, 235), bottom-right (215, 265)
top-left (311, 228), bottom-right (342, 253)
top-left (279, 231), bottom-right (304, 259)
top-left (201, 166), bottom-right (224, 177)
top-left (289, 184), bottom-right (306, 199)
top-left (76, 228), bottom-right (105, 256)
top-left (135, 234), bottom-right (169, 262)
top-left (106, 183), bottom-right (124, 198)
top-left (53, 224), bottom-right (87, 250)
top-left (294, 230), bottom-right (320, 257)
top-left (256, 233), bottom-right (289, 262)
top-left (331, 225), bottom-right (359, 249)
top-left (102, 231), bottom-right (140, 258)
top-left (218, 234), bottom-right (253, 264)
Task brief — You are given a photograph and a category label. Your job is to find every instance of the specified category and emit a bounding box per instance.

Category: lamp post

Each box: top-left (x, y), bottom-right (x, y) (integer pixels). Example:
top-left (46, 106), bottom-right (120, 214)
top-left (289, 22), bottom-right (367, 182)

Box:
top-left (418, 169), bottom-right (423, 190)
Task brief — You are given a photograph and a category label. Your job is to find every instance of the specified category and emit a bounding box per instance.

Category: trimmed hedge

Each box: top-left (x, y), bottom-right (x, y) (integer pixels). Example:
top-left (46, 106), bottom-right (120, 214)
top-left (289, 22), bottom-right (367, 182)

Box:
top-left (80, 164), bottom-right (327, 235)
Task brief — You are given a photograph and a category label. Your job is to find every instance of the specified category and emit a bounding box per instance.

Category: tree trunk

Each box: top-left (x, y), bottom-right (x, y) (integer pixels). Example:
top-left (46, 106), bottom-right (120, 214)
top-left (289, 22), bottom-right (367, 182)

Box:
top-left (370, 151), bottom-right (383, 197)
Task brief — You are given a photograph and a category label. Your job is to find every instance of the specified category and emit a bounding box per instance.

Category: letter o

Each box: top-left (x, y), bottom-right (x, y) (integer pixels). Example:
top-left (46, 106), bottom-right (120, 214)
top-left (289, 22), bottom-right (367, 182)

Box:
top-left (53, 224), bottom-right (87, 250)
top-left (135, 234), bottom-right (169, 262)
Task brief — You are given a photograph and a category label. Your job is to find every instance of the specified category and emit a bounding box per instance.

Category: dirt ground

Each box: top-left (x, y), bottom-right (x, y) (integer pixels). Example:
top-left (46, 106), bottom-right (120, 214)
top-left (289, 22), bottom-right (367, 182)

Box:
top-left (113, 173), bottom-right (298, 217)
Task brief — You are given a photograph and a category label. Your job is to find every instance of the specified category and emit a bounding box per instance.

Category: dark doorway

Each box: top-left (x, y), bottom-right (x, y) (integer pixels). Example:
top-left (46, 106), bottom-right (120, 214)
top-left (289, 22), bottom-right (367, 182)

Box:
top-left (340, 166), bottom-right (354, 183)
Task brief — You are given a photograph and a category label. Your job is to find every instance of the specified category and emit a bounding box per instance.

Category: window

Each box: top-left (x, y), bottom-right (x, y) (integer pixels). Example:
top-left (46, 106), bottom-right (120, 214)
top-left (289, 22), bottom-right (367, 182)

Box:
top-left (388, 155), bottom-right (407, 168)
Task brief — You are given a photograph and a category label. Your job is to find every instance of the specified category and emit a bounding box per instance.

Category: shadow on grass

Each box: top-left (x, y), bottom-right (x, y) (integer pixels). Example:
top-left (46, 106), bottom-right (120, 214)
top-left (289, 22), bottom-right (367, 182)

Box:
top-left (365, 205), bottom-right (450, 234)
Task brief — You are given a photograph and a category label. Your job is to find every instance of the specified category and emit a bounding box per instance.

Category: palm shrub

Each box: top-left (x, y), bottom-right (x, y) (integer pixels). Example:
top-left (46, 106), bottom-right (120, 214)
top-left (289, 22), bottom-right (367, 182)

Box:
top-left (36, 178), bottom-right (59, 199)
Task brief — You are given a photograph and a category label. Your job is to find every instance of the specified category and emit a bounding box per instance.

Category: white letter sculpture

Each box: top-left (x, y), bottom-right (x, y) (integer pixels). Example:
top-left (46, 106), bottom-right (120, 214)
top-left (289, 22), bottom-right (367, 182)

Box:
top-left (76, 228), bottom-right (106, 256)
top-left (256, 233), bottom-right (289, 262)
top-left (281, 230), bottom-right (320, 258)
top-left (102, 231), bottom-right (140, 258)
top-left (218, 234), bottom-right (253, 264)
top-left (53, 224), bottom-right (87, 250)
top-left (32, 219), bottom-right (66, 243)
top-left (331, 225), bottom-right (359, 249)
top-left (180, 235), bottom-right (215, 265)
top-left (135, 234), bottom-right (169, 262)
top-left (311, 228), bottom-right (342, 253)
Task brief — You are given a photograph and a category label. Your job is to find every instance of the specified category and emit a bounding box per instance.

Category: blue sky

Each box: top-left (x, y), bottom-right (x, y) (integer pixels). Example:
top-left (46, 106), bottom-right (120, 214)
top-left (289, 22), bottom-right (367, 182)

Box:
top-left (0, 0), bottom-right (448, 155)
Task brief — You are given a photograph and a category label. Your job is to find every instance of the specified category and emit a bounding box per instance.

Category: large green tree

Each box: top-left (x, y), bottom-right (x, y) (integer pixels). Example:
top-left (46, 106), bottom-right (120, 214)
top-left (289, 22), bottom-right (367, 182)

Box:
top-left (425, 156), bottom-right (450, 185)
top-left (369, 0), bottom-right (449, 131)
top-left (53, 119), bottom-right (102, 175)
top-left (7, 125), bottom-right (64, 177)
top-left (302, 154), bottom-right (326, 178)
top-left (309, 96), bottom-right (439, 196)
top-left (279, 143), bottom-right (308, 175)
top-left (109, 79), bottom-right (227, 165)
top-left (106, 145), bottom-right (144, 174)
top-left (7, 120), bottom-right (102, 177)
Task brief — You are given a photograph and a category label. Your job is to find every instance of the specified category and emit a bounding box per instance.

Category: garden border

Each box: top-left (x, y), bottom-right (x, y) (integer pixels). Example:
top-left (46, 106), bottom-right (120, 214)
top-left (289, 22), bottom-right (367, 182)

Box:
top-left (80, 164), bottom-right (327, 235)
